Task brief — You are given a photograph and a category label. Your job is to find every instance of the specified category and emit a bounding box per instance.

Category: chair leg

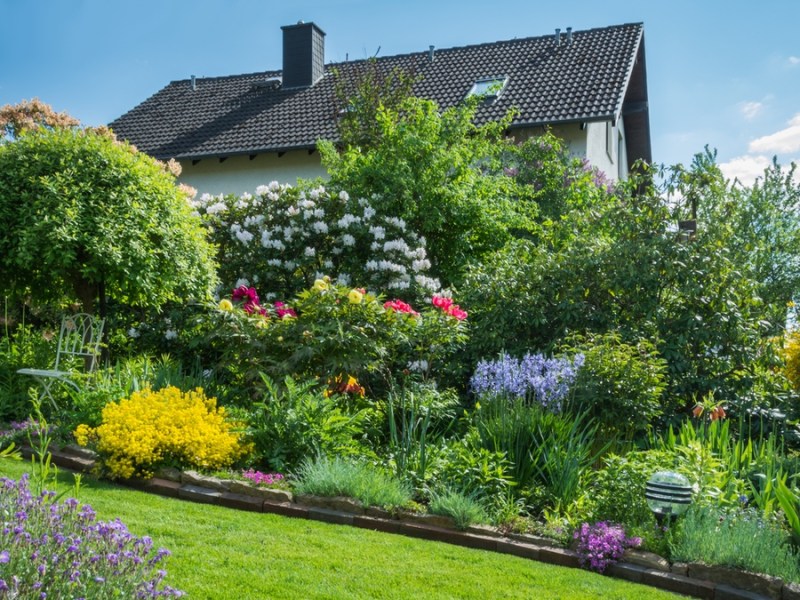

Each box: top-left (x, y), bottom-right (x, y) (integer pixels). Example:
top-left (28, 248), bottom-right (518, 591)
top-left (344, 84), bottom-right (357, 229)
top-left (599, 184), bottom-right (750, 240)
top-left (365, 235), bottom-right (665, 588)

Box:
top-left (36, 378), bottom-right (60, 412)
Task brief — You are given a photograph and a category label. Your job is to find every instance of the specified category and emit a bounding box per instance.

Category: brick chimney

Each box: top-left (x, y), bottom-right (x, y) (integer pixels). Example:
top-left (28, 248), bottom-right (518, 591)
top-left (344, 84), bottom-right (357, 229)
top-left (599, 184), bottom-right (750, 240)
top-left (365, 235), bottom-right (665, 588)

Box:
top-left (281, 21), bottom-right (326, 89)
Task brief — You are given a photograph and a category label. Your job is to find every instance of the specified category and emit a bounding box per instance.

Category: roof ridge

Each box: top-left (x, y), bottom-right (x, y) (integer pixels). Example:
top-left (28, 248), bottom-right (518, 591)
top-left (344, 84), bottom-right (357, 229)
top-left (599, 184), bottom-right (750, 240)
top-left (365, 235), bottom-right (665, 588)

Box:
top-left (166, 22), bottom-right (644, 84)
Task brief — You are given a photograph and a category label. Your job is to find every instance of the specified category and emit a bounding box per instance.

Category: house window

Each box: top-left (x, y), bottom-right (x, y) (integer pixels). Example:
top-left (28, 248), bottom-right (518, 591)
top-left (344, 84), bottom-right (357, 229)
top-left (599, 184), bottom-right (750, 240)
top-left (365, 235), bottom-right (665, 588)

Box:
top-left (467, 77), bottom-right (508, 101)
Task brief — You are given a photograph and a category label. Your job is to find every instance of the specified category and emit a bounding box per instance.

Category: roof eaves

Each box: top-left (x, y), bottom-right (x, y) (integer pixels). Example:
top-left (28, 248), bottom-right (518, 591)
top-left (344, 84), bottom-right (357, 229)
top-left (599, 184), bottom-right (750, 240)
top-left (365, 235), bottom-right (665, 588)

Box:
top-left (612, 23), bottom-right (644, 125)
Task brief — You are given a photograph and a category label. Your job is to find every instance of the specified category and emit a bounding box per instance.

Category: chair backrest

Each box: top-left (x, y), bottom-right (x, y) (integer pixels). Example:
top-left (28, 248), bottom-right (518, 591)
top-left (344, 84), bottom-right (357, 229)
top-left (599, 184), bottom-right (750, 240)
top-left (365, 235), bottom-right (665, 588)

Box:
top-left (53, 313), bottom-right (106, 372)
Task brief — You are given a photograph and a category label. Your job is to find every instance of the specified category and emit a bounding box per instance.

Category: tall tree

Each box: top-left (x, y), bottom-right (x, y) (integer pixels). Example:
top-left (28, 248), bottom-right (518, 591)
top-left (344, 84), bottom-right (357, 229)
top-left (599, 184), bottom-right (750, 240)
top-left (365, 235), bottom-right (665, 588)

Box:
top-left (0, 102), bottom-right (217, 314)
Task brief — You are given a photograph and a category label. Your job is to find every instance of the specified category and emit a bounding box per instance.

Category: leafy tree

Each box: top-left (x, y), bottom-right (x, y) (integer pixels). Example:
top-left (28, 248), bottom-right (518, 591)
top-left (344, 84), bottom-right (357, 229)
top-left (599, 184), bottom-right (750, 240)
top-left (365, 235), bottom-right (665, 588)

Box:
top-left (320, 96), bottom-right (535, 287)
top-left (0, 115), bottom-right (217, 314)
top-left (463, 151), bottom-right (799, 419)
top-left (0, 97), bottom-right (79, 139)
top-left (332, 58), bottom-right (419, 149)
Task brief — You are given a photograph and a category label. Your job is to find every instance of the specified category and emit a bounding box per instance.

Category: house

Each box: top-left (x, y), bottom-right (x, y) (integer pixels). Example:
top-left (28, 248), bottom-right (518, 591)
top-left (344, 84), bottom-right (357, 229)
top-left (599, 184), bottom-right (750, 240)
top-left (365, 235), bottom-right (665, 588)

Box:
top-left (110, 21), bottom-right (650, 196)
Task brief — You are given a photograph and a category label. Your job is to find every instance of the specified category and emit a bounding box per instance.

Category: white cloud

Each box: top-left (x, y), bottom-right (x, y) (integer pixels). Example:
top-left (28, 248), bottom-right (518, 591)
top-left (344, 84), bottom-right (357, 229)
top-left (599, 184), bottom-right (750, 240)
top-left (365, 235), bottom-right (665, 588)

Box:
top-left (740, 101), bottom-right (763, 120)
top-left (719, 155), bottom-right (771, 186)
top-left (748, 114), bottom-right (800, 154)
top-left (789, 56), bottom-right (800, 66)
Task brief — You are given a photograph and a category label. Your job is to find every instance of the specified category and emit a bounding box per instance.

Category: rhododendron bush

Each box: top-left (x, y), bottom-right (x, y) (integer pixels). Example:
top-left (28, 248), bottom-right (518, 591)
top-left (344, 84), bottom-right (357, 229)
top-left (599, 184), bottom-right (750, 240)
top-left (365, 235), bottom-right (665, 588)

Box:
top-left (194, 182), bottom-right (440, 302)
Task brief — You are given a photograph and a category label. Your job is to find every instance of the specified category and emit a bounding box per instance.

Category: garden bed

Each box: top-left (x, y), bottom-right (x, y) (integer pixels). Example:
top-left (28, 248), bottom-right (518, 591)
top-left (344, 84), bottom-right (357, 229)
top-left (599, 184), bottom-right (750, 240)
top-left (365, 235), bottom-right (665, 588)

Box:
top-left (27, 443), bottom-right (800, 600)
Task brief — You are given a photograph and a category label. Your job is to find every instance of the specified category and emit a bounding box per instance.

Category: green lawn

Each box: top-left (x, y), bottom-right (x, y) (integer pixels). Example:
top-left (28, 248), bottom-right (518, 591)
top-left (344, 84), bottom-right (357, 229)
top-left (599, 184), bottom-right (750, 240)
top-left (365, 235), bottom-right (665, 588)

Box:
top-left (0, 458), bottom-right (684, 599)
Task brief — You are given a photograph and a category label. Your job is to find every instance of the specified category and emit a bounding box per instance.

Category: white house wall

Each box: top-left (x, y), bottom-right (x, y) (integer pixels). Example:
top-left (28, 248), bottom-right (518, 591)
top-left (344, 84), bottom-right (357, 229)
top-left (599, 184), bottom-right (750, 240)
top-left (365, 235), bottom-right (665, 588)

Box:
top-left (179, 122), bottom-right (628, 196)
top-left (179, 151), bottom-right (328, 196)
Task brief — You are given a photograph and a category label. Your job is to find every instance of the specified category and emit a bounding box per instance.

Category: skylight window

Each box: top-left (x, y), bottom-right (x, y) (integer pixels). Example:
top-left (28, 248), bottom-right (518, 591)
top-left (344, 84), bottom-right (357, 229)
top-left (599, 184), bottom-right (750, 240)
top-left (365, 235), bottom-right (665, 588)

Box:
top-left (468, 77), bottom-right (509, 101)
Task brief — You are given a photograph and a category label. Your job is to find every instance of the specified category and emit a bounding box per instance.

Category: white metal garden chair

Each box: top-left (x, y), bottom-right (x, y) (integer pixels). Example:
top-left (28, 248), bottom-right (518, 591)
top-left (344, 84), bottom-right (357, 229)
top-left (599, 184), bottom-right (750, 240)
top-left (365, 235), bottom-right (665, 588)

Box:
top-left (17, 313), bottom-right (105, 409)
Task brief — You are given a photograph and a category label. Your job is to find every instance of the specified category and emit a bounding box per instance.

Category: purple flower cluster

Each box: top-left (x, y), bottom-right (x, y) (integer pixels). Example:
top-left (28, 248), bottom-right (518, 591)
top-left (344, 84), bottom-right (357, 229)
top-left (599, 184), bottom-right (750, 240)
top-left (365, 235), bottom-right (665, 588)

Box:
top-left (241, 469), bottom-right (284, 487)
top-left (470, 352), bottom-right (584, 411)
top-left (573, 521), bottom-right (641, 573)
top-left (0, 474), bottom-right (184, 598)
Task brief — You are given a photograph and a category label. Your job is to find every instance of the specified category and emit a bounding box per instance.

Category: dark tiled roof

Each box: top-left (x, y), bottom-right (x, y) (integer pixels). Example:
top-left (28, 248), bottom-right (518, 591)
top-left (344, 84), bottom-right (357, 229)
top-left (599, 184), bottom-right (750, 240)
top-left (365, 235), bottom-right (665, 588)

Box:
top-left (110, 23), bottom-right (649, 163)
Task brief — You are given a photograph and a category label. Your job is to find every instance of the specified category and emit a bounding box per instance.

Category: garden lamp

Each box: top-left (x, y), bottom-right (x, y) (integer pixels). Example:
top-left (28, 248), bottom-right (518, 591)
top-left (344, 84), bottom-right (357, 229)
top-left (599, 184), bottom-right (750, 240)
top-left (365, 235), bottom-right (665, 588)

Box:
top-left (645, 471), bottom-right (692, 524)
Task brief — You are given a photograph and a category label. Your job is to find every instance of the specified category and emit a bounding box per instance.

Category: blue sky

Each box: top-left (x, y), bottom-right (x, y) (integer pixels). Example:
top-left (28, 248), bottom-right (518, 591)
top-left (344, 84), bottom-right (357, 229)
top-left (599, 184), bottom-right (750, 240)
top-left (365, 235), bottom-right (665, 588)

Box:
top-left (2, 0), bottom-right (799, 184)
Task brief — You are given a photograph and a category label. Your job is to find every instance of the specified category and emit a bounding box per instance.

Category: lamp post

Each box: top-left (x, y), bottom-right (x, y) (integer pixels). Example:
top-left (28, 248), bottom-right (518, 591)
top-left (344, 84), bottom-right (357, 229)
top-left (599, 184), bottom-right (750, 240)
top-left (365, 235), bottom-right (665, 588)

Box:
top-left (645, 471), bottom-right (692, 526)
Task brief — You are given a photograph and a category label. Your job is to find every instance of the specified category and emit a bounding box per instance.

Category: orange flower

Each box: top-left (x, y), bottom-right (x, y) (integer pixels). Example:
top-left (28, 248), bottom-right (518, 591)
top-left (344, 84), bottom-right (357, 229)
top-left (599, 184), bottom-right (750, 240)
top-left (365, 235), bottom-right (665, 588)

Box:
top-left (692, 404), bottom-right (704, 418)
top-left (710, 406), bottom-right (726, 421)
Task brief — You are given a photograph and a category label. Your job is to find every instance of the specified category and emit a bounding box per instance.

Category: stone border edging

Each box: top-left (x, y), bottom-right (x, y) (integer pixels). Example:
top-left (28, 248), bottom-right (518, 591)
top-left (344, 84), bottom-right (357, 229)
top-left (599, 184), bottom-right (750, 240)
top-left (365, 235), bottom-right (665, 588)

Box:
top-left (28, 445), bottom-right (800, 600)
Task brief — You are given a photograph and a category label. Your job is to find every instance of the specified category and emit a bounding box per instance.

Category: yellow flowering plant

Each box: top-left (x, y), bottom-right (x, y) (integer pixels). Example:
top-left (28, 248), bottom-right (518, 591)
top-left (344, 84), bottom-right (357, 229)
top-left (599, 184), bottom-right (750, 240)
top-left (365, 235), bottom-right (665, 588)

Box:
top-left (74, 386), bottom-right (251, 479)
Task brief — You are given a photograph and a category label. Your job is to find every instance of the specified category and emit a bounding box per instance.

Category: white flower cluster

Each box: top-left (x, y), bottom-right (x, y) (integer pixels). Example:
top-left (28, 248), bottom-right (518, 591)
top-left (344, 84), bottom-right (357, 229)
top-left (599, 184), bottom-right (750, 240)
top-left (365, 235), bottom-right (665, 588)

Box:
top-left (199, 183), bottom-right (440, 299)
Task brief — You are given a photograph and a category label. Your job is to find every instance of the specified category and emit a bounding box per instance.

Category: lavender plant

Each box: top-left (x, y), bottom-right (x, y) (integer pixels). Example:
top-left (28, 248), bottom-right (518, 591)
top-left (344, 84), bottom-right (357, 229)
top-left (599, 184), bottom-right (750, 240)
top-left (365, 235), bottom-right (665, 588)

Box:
top-left (0, 474), bottom-right (184, 598)
top-left (573, 521), bottom-right (641, 573)
top-left (470, 352), bottom-right (584, 411)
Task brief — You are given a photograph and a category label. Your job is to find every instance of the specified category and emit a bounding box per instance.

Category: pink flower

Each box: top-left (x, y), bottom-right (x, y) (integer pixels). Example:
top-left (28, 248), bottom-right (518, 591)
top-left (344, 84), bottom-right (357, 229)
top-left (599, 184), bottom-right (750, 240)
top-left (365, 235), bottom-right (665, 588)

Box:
top-left (432, 295), bottom-right (467, 320)
top-left (384, 299), bottom-right (419, 316)
top-left (232, 286), bottom-right (259, 305)
top-left (274, 301), bottom-right (297, 319)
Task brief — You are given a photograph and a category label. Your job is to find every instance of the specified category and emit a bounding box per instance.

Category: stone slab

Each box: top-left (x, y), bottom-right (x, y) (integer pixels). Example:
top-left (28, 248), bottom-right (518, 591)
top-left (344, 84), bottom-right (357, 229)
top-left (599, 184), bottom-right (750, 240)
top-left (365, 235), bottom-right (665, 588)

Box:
top-left (783, 582), bottom-right (800, 600)
top-left (537, 547), bottom-right (580, 569)
top-left (308, 507), bottom-right (355, 526)
top-left (715, 583), bottom-right (771, 600)
top-left (495, 539), bottom-right (541, 561)
top-left (262, 501), bottom-right (309, 519)
top-left (219, 492), bottom-right (265, 512)
top-left (178, 484), bottom-right (221, 505)
top-left (353, 515), bottom-right (402, 534)
top-left (607, 562), bottom-right (649, 584)
top-left (144, 478), bottom-right (182, 498)
top-left (689, 564), bottom-right (782, 599)
top-left (640, 569), bottom-right (716, 599)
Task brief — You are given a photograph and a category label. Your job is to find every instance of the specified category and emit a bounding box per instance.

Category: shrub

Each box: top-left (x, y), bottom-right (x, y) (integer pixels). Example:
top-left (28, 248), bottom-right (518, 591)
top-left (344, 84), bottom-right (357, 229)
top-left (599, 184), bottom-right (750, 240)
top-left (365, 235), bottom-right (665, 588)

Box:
top-left (436, 440), bottom-right (515, 503)
top-left (561, 332), bottom-right (668, 439)
top-left (195, 182), bottom-right (440, 302)
top-left (429, 489), bottom-right (488, 530)
top-left (670, 505), bottom-right (800, 582)
top-left (573, 521), bottom-right (641, 573)
top-left (0, 322), bottom-right (57, 421)
top-left (201, 281), bottom-right (467, 397)
top-left (294, 455), bottom-right (412, 509)
top-left (0, 118), bottom-right (217, 313)
top-left (74, 386), bottom-right (249, 479)
top-left (584, 450), bottom-right (675, 529)
top-left (784, 329), bottom-right (800, 391)
top-left (0, 473), bottom-right (184, 598)
top-left (246, 375), bottom-right (369, 473)
top-left (471, 399), bottom-right (601, 509)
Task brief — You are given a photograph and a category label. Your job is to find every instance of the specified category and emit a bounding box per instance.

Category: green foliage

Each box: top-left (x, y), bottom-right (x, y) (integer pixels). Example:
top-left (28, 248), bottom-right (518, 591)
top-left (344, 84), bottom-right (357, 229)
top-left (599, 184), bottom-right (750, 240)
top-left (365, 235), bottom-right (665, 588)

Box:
top-left (562, 332), bottom-right (668, 439)
top-left (670, 505), bottom-right (800, 583)
top-left (246, 375), bottom-right (369, 473)
top-left (471, 398), bottom-right (602, 511)
top-left (0, 126), bottom-right (217, 311)
top-left (428, 489), bottom-right (488, 530)
top-left (584, 451), bottom-right (675, 529)
top-left (0, 321), bottom-right (57, 421)
top-left (332, 58), bottom-right (419, 149)
top-left (463, 152), bottom-right (797, 416)
top-left (436, 438), bottom-right (516, 503)
top-left (196, 182), bottom-right (441, 303)
top-left (200, 281), bottom-right (467, 398)
top-left (294, 455), bottom-right (412, 509)
top-left (320, 96), bottom-right (534, 286)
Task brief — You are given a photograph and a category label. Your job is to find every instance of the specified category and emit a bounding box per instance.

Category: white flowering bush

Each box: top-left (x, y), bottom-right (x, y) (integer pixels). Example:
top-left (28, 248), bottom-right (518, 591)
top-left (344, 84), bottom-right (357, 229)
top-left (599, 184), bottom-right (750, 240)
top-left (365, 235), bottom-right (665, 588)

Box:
top-left (194, 183), bottom-right (440, 301)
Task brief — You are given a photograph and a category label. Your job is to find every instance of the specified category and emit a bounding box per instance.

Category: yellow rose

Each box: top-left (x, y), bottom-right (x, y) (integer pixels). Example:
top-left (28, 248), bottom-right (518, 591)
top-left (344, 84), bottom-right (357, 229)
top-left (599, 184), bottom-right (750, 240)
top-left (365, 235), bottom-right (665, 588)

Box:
top-left (312, 279), bottom-right (328, 292)
top-left (218, 299), bottom-right (233, 311)
top-left (348, 289), bottom-right (363, 304)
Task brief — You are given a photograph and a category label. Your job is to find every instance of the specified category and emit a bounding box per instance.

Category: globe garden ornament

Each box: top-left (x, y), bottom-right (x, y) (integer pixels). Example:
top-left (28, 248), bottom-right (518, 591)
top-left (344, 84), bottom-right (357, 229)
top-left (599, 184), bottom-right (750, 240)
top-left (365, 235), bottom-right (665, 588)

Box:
top-left (645, 471), bottom-right (692, 523)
